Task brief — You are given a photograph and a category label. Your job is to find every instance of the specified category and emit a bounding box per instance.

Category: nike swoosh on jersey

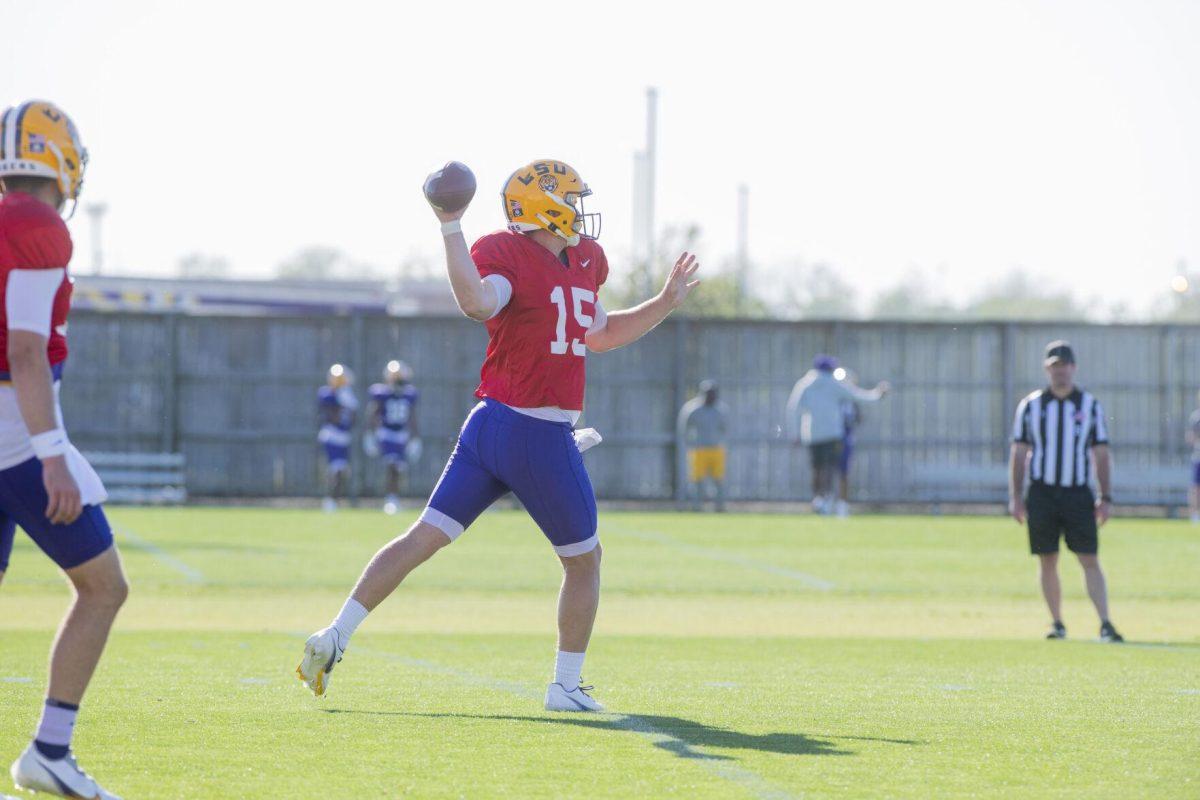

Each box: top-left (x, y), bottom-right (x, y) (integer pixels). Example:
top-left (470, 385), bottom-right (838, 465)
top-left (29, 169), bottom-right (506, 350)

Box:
top-left (581, 259), bottom-right (591, 268)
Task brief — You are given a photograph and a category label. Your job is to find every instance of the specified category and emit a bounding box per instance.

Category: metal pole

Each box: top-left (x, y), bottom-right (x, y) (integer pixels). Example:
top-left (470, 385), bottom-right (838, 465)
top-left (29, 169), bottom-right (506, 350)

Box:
top-left (736, 184), bottom-right (749, 313)
top-left (350, 313), bottom-right (367, 505)
top-left (162, 312), bottom-right (179, 453)
top-left (631, 151), bottom-right (645, 264)
top-left (85, 202), bottom-right (107, 275)
top-left (673, 316), bottom-right (689, 504)
top-left (644, 87), bottom-right (657, 296)
top-left (1001, 322), bottom-right (1015, 460)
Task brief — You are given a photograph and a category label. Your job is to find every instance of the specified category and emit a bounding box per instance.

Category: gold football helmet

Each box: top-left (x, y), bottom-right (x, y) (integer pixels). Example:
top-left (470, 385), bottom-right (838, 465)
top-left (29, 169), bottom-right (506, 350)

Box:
top-left (383, 360), bottom-right (413, 385)
top-left (0, 100), bottom-right (88, 204)
top-left (328, 364), bottom-right (354, 389)
top-left (501, 159), bottom-right (600, 246)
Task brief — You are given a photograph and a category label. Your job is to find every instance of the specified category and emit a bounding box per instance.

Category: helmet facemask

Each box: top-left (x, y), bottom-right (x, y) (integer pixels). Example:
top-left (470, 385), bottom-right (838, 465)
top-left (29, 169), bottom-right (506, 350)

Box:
top-left (568, 188), bottom-right (601, 242)
top-left (540, 188), bottom-right (601, 246)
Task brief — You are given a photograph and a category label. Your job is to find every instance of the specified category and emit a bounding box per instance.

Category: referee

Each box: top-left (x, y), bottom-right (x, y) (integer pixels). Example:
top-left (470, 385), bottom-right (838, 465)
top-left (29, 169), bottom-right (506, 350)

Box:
top-left (1009, 341), bottom-right (1122, 642)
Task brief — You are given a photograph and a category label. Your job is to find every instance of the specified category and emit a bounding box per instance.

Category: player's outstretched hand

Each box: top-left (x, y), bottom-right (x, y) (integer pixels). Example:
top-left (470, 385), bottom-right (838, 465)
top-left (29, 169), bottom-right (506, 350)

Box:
top-left (660, 252), bottom-right (701, 309)
top-left (42, 455), bottom-right (82, 525)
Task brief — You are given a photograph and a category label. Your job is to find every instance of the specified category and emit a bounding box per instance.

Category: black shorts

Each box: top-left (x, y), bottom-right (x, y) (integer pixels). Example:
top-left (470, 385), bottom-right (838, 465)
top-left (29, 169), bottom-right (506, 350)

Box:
top-left (809, 440), bottom-right (843, 470)
top-left (1026, 483), bottom-right (1098, 555)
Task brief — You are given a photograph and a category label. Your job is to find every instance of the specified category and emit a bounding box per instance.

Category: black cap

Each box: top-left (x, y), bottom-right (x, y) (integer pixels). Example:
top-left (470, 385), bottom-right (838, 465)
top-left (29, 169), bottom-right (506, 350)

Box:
top-left (1044, 340), bottom-right (1075, 366)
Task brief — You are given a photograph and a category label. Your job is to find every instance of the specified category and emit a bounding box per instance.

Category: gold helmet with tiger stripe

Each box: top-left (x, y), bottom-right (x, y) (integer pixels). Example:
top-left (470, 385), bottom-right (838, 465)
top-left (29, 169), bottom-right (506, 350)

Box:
top-left (501, 159), bottom-right (600, 246)
top-left (0, 100), bottom-right (88, 203)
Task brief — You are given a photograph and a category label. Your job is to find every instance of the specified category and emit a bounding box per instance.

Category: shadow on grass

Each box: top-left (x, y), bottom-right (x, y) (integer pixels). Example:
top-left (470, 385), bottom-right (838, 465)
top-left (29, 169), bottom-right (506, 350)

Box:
top-left (320, 709), bottom-right (921, 760)
top-left (1070, 640), bottom-right (1200, 651)
top-left (1120, 640), bottom-right (1200, 650)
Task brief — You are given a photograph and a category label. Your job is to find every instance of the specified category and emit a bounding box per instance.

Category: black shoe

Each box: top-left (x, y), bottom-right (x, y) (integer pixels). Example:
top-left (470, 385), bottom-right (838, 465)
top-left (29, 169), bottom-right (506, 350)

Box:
top-left (1045, 621), bottom-right (1067, 640)
top-left (1099, 621), bottom-right (1124, 643)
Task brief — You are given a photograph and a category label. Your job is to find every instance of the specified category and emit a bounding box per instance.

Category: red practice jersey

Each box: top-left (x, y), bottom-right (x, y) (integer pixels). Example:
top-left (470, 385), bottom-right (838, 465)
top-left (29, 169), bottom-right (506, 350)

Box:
top-left (472, 230), bottom-right (609, 411)
top-left (0, 192), bottom-right (73, 376)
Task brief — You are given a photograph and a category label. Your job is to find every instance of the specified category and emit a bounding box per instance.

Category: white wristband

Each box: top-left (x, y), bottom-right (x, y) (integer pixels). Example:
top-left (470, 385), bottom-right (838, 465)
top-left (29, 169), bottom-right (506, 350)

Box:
top-left (440, 220), bottom-right (462, 236)
top-left (30, 429), bottom-right (69, 459)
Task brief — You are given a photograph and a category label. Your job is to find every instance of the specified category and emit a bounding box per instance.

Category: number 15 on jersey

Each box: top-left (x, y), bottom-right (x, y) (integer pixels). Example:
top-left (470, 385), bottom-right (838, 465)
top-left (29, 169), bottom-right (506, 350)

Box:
top-left (549, 286), bottom-right (594, 357)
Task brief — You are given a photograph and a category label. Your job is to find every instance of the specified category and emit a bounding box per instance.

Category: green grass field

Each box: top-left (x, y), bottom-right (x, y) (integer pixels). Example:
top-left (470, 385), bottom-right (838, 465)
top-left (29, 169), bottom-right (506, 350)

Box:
top-left (1, 508), bottom-right (1197, 799)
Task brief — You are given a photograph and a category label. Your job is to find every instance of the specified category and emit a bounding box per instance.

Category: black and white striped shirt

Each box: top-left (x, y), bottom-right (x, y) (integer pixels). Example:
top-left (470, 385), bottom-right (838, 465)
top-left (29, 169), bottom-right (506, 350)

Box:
top-left (1012, 388), bottom-right (1109, 488)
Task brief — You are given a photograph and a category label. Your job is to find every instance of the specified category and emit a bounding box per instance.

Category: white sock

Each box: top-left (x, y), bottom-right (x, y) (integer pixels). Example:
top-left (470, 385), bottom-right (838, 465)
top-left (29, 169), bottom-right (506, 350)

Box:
top-left (331, 598), bottom-right (369, 641)
top-left (34, 699), bottom-right (78, 754)
top-left (554, 650), bottom-right (586, 691)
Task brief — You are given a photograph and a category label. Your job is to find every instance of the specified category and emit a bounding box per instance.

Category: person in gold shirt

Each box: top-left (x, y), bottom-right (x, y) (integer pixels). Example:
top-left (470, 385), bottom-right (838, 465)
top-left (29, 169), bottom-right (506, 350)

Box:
top-left (678, 380), bottom-right (729, 512)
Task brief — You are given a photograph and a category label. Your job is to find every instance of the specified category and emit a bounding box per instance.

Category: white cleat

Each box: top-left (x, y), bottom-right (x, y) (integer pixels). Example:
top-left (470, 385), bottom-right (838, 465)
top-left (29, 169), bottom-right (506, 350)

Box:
top-left (383, 496), bottom-right (400, 515)
top-left (321, 497), bottom-right (338, 513)
top-left (10, 744), bottom-right (121, 799)
top-left (544, 682), bottom-right (604, 712)
top-left (296, 627), bottom-right (346, 697)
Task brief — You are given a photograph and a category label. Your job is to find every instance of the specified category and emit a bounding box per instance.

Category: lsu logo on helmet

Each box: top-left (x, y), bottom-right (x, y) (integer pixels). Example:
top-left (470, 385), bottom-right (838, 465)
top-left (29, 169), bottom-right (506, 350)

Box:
top-left (501, 159), bottom-right (601, 246)
top-left (0, 100), bottom-right (88, 203)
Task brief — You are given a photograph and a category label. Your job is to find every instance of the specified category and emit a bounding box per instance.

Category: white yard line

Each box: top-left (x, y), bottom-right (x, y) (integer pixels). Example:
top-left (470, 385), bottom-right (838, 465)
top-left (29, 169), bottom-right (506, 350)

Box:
top-left (604, 523), bottom-right (836, 591)
top-left (358, 647), bottom-right (799, 800)
top-left (114, 527), bottom-right (205, 584)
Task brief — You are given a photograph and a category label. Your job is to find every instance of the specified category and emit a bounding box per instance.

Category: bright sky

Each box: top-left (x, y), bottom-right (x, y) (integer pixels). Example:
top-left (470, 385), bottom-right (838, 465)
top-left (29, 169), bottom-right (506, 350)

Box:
top-left (6, 0), bottom-right (1199, 314)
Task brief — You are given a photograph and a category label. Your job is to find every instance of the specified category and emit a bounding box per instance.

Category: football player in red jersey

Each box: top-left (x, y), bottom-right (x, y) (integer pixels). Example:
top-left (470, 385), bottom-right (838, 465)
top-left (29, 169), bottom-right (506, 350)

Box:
top-left (300, 159), bottom-right (699, 711)
top-left (1, 101), bottom-right (126, 799)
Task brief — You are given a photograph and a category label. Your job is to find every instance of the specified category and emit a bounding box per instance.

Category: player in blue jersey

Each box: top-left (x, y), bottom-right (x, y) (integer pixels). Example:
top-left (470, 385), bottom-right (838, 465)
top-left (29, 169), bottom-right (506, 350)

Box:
top-left (367, 360), bottom-right (420, 514)
top-left (318, 364), bottom-right (358, 512)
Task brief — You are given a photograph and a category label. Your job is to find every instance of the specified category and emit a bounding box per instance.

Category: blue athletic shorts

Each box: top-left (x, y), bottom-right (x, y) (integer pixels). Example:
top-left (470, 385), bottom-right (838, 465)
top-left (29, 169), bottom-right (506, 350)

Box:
top-left (377, 435), bottom-right (408, 467)
top-left (421, 400), bottom-right (598, 556)
top-left (0, 457), bottom-right (114, 571)
top-left (323, 442), bottom-right (350, 472)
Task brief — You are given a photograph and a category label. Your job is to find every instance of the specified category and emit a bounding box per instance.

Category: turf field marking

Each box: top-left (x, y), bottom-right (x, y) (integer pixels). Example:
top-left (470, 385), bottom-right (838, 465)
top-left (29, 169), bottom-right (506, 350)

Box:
top-left (115, 527), bottom-right (205, 584)
top-left (604, 523), bottom-right (835, 591)
top-left (356, 647), bottom-right (799, 800)
top-left (1, 677), bottom-right (33, 684)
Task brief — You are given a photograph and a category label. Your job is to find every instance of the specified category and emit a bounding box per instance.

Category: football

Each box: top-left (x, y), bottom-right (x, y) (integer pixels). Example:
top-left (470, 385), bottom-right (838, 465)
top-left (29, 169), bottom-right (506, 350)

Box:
top-left (422, 161), bottom-right (476, 214)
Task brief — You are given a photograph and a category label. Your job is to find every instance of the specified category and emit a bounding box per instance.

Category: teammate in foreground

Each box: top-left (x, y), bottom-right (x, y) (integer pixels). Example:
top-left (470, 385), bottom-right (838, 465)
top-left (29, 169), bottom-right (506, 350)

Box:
top-left (1, 100), bottom-right (126, 799)
top-left (299, 159), bottom-right (700, 711)
top-left (367, 360), bottom-right (420, 514)
top-left (318, 364), bottom-right (358, 512)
